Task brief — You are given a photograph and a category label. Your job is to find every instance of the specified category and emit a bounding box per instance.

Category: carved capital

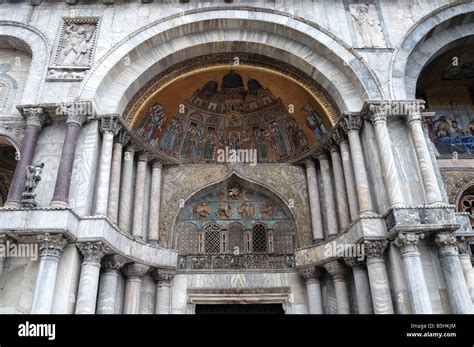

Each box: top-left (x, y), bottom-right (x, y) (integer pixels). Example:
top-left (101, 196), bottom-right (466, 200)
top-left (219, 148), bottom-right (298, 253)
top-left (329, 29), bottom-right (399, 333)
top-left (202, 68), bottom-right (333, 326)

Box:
top-left (137, 152), bottom-right (149, 162)
top-left (332, 128), bottom-right (346, 145)
top-left (363, 240), bottom-right (388, 260)
top-left (341, 114), bottom-right (362, 133)
top-left (394, 232), bottom-right (423, 255)
top-left (65, 113), bottom-right (87, 127)
top-left (344, 257), bottom-right (365, 268)
top-left (368, 104), bottom-right (388, 124)
top-left (298, 266), bottom-right (322, 280)
top-left (24, 108), bottom-right (48, 129)
top-left (152, 160), bottom-right (162, 170)
top-left (38, 233), bottom-right (67, 259)
top-left (122, 262), bottom-right (150, 279)
top-left (317, 150), bottom-right (329, 162)
top-left (456, 237), bottom-right (472, 255)
top-left (435, 232), bottom-right (458, 257)
top-left (77, 241), bottom-right (107, 264)
top-left (151, 268), bottom-right (176, 284)
top-left (101, 254), bottom-right (127, 273)
top-left (323, 260), bottom-right (347, 281)
top-left (124, 144), bottom-right (136, 154)
top-left (304, 158), bottom-right (315, 169)
top-left (115, 130), bottom-right (130, 146)
top-left (100, 117), bottom-right (122, 135)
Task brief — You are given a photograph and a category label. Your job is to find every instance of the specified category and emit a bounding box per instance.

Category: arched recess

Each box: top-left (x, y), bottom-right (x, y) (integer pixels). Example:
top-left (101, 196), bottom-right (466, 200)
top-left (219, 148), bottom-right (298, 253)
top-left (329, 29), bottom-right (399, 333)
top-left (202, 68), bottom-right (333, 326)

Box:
top-left (78, 8), bottom-right (383, 116)
top-left (172, 172), bottom-right (297, 254)
top-left (0, 136), bottom-right (17, 206)
top-left (456, 181), bottom-right (474, 227)
top-left (390, 1), bottom-right (474, 99)
top-left (0, 21), bottom-right (50, 105)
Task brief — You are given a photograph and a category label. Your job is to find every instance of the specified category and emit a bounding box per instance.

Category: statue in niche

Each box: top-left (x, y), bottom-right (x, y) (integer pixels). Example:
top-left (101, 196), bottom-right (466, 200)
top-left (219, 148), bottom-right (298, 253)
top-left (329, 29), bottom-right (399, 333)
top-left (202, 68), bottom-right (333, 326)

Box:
top-left (57, 23), bottom-right (96, 66)
top-left (194, 202), bottom-right (211, 219)
top-left (260, 201), bottom-right (277, 218)
top-left (302, 103), bottom-right (326, 140)
top-left (349, 4), bottom-right (385, 48)
top-left (21, 162), bottom-right (44, 208)
top-left (237, 201), bottom-right (255, 218)
top-left (216, 204), bottom-right (233, 219)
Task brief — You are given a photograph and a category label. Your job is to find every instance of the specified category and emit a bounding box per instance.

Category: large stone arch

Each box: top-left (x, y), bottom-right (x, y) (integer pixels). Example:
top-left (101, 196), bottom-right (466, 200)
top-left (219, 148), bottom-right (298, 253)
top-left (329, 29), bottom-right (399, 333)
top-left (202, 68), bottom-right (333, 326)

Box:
top-left (0, 21), bottom-right (51, 105)
top-left (160, 163), bottom-right (311, 248)
top-left (78, 8), bottom-right (384, 116)
top-left (389, 1), bottom-right (474, 99)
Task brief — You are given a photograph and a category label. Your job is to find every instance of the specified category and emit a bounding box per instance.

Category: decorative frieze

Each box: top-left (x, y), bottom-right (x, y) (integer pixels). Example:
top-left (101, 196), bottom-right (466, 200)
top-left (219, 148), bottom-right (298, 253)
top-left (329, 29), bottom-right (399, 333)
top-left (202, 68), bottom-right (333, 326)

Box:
top-left (178, 253), bottom-right (295, 270)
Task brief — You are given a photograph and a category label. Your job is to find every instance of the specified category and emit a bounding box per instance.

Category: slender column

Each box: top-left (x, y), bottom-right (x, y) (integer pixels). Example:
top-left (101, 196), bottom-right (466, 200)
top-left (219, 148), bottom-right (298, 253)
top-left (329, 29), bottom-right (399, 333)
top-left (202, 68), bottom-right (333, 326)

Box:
top-left (5, 108), bottom-right (47, 207)
top-left (122, 263), bottom-right (150, 314)
top-left (344, 258), bottom-right (373, 314)
top-left (363, 240), bottom-right (394, 314)
top-left (75, 242), bottom-right (107, 314)
top-left (148, 161), bottom-right (162, 244)
top-left (96, 255), bottom-right (127, 314)
top-left (107, 131), bottom-right (129, 224)
top-left (94, 118), bottom-right (122, 216)
top-left (132, 152), bottom-right (148, 239)
top-left (151, 269), bottom-right (175, 314)
top-left (406, 110), bottom-right (443, 205)
top-left (329, 143), bottom-right (350, 230)
top-left (50, 113), bottom-right (87, 207)
top-left (118, 145), bottom-right (135, 232)
top-left (304, 159), bottom-right (324, 242)
top-left (298, 266), bottom-right (323, 314)
top-left (435, 233), bottom-right (473, 313)
top-left (318, 151), bottom-right (338, 237)
top-left (394, 232), bottom-right (433, 313)
top-left (324, 260), bottom-right (351, 314)
top-left (30, 233), bottom-right (67, 314)
top-left (334, 129), bottom-right (359, 221)
top-left (457, 238), bottom-right (474, 302)
top-left (341, 114), bottom-right (374, 215)
top-left (368, 105), bottom-right (405, 208)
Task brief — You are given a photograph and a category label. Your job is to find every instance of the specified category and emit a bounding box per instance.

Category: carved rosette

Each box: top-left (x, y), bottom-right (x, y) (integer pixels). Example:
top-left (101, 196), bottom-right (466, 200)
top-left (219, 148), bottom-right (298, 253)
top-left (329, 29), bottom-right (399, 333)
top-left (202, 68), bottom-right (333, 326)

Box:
top-left (323, 260), bottom-right (347, 281)
top-left (151, 268), bottom-right (176, 285)
top-left (122, 262), bottom-right (150, 279)
top-left (363, 240), bottom-right (388, 261)
top-left (38, 233), bottom-right (67, 259)
top-left (341, 114), bottom-right (362, 134)
top-left (344, 257), bottom-right (365, 268)
top-left (115, 130), bottom-right (130, 146)
top-left (298, 266), bottom-right (321, 281)
top-left (101, 254), bottom-right (127, 273)
top-left (77, 241), bottom-right (108, 264)
top-left (395, 232), bottom-right (424, 255)
top-left (435, 232), bottom-right (459, 257)
top-left (24, 108), bottom-right (48, 129)
top-left (100, 117), bottom-right (122, 136)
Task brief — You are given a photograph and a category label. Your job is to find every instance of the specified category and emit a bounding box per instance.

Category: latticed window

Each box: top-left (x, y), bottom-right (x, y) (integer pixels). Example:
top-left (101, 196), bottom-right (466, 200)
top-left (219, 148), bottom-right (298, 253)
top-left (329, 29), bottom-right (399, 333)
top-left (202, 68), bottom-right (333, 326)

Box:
top-left (272, 221), bottom-right (294, 252)
top-left (178, 223), bottom-right (199, 253)
top-left (204, 223), bottom-right (222, 253)
top-left (252, 224), bottom-right (268, 253)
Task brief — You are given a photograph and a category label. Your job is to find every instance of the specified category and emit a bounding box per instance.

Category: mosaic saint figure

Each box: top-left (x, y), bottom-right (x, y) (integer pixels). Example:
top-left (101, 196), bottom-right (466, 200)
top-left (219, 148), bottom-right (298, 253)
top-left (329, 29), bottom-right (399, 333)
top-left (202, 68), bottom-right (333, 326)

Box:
top-left (269, 121), bottom-right (287, 158)
top-left (302, 102), bottom-right (326, 140)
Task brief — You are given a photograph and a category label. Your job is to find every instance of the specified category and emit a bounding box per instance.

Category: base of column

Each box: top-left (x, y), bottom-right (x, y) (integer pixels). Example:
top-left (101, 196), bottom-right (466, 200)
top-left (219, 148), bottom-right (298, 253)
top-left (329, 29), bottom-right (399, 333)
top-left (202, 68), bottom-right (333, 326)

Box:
top-left (3, 201), bottom-right (21, 208)
top-left (50, 200), bottom-right (69, 208)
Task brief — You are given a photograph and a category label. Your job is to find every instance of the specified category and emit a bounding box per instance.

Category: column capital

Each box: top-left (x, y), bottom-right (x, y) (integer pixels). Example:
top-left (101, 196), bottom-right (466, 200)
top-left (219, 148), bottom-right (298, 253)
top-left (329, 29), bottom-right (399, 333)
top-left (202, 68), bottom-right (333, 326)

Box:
top-left (122, 262), bottom-right (150, 279)
top-left (332, 128), bottom-right (346, 145)
top-left (24, 107), bottom-right (48, 128)
top-left (363, 240), bottom-right (388, 260)
top-left (65, 112), bottom-right (87, 127)
top-left (38, 233), bottom-right (67, 259)
top-left (77, 241), bottom-right (108, 264)
top-left (115, 130), bottom-right (130, 146)
top-left (304, 157), bottom-right (315, 169)
top-left (152, 160), bottom-right (162, 170)
top-left (323, 260), bottom-right (347, 281)
top-left (456, 237), bottom-right (472, 255)
top-left (368, 104), bottom-right (388, 124)
top-left (101, 254), bottom-right (127, 273)
top-left (329, 139), bottom-right (340, 153)
top-left (341, 114), bottom-right (362, 133)
top-left (394, 231), bottom-right (424, 254)
top-left (298, 266), bottom-right (322, 280)
top-left (124, 144), bottom-right (136, 154)
top-left (137, 152), bottom-right (149, 162)
top-left (344, 257), bottom-right (365, 268)
top-left (151, 268), bottom-right (176, 284)
top-left (316, 150), bottom-right (329, 161)
top-left (435, 232), bottom-right (458, 256)
top-left (100, 117), bottom-right (122, 135)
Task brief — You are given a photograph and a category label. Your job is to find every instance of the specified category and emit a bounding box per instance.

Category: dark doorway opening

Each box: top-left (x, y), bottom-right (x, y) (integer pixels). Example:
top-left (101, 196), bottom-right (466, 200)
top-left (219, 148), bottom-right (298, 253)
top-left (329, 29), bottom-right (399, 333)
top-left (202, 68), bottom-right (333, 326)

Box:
top-left (195, 304), bottom-right (284, 314)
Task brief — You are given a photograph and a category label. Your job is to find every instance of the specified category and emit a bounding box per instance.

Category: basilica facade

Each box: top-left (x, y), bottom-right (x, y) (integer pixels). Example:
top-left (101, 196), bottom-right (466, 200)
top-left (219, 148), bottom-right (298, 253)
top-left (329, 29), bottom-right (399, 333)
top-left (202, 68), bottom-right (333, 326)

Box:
top-left (0, 0), bottom-right (473, 314)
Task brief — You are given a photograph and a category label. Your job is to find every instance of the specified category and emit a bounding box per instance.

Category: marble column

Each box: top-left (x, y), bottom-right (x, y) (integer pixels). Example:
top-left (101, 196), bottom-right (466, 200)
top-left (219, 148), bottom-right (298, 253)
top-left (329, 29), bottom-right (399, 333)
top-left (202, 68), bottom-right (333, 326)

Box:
top-left (75, 242), bottom-right (107, 314)
top-left (94, 118), bottom-right (122, 216)
top-left (298, 266), bottom-right (323, 314)
top-left (148, 161), bottom-right (162, 244)
top-left (132, 152), bottom-right (148, 239)
top-left (318, 151), bottom-right (338, 237)
top-left (406, 110), bottom-right (443, 205)
top-left (364, 240), bottom-right (394, 314)
top-left (107, 131), bottom-right (129, 224)
top-left (341, 114), bottom-right (374, 215)
top-left (329, 143), bottom-right (350, 230)
top-left (457, 238), bottom-right (474, 302)
top-left (118, 145), bottom-right (135, 233)
top-left (368, 106), bottom-right (405, 208)
top-left (334, 129), bottom-right (359, 221)
top-left (96, 255), bottom-right (127, 314)
top-left (394, 232), bottom-right (433, 314)
top-left (50, 113), bottom-right (87, 208)
top-left (151, 268), bottom-right (175, 314)
top-left (435, 233), bottom-right (473, 313)
top-left (122, 262), bottom-right (150, 314)
top-left (345, 258), bottom-right (373, 314)
top-left (324, 260), bottom-right (351, 314)
top-left (5, 108), bottom-right (47, 207)
top-left (304, 159), bottom-right (324, 242)
top-left (30, 233), bottom-right (67, 314)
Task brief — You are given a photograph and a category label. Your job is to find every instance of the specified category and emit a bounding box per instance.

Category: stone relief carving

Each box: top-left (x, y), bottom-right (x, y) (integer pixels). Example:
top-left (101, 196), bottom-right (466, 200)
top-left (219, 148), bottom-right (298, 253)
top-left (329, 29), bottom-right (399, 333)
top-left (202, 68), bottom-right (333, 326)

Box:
top-left (349, 4), bottom-right (386, 48)
top-left (178, 253), bottom-right (295, 270)
top-left (0, 64), bottom-right (18, 114)
top-left (47, 17), bottom-right (99, 82)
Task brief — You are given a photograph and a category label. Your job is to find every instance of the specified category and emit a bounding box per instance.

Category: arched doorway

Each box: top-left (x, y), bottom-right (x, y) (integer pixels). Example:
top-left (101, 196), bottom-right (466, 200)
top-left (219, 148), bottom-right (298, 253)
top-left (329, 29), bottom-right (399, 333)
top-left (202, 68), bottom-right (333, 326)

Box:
top-left (0, 138), bottom-right (17, 206)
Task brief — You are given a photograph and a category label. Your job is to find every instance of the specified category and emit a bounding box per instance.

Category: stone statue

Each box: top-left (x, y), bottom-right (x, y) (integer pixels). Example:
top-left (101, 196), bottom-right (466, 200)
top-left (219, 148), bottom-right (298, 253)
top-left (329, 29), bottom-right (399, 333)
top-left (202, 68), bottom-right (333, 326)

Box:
top-left (21, 162), bottom-right (44, 208)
